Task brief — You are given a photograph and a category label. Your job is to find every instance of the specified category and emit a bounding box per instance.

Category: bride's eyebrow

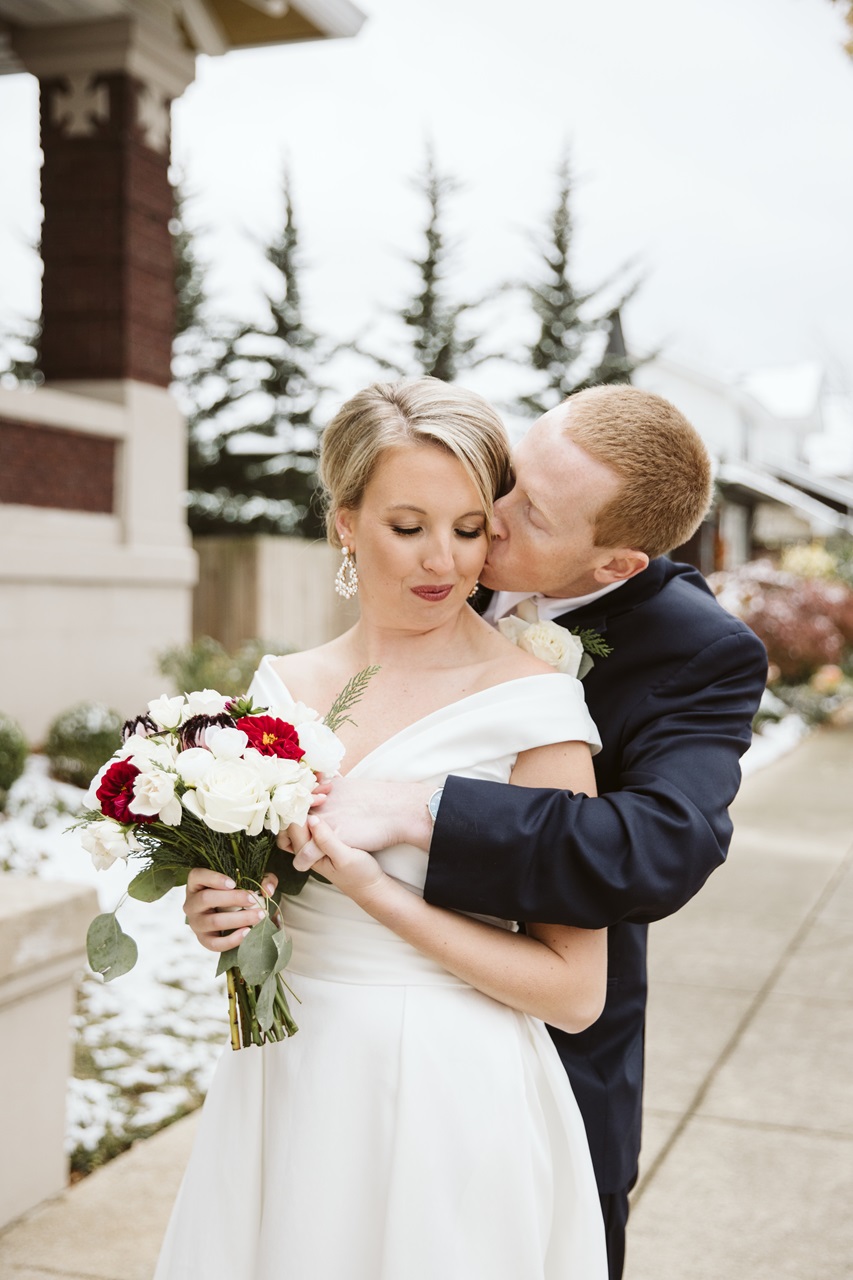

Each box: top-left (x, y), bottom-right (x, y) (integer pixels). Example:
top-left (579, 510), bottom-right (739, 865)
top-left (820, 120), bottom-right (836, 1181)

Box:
top-left (385, 504), bottom-right (485, 519)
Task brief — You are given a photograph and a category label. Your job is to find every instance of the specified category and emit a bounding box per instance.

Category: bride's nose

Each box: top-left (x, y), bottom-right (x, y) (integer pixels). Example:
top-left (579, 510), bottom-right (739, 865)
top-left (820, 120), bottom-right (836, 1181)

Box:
top-left (422, 533), bottom-right (455, 575)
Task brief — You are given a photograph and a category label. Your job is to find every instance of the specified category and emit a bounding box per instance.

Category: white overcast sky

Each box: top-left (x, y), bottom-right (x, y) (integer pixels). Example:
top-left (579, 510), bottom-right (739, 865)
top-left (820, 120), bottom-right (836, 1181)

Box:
top-left (1, 0), bottom-right (852, 401)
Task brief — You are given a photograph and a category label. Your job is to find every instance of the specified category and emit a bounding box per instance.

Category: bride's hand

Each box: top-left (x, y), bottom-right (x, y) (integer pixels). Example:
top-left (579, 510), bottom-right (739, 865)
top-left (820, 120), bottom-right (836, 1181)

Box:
top-left (290, 816), bottom-right (387, 902)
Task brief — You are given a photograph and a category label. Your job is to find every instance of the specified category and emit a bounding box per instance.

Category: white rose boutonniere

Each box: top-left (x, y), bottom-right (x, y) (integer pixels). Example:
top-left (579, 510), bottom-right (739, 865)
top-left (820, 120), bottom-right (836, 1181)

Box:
top-left (498, 599), bottom-right (611, 679)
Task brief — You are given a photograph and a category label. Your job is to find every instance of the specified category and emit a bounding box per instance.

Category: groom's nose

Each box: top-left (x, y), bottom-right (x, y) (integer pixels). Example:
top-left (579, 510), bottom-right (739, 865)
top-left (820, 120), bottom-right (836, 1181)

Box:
top-left (490, 497), bottom-right (510, 540)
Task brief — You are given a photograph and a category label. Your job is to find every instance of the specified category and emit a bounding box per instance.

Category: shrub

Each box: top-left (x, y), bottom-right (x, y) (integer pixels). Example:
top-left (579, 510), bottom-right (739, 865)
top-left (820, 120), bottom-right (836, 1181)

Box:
top-left (0, 713), bottom-right (27, 810)
top-left (709, 559), bottom-right (853, 680)
top-left (45, 703), bottom-right (124, 789)
top-left (156, 636), bottom-right (292, 697)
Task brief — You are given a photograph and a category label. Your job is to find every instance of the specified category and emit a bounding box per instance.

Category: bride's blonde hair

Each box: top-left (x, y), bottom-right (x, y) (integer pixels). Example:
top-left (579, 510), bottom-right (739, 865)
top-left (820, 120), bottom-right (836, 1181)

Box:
top-left (319, 378), bottom-right (512, 548)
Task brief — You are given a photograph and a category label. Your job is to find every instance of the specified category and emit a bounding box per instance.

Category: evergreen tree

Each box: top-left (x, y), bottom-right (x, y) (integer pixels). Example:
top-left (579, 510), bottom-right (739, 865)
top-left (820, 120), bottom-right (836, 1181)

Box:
top-left (174, 174), bottom-right (325, 539)
top-left (517, 155), bottom-right (642, 417)
top-left (0, 316), bottom-right (42, 388)
top-left (366, 150), bottom-right (492, 382)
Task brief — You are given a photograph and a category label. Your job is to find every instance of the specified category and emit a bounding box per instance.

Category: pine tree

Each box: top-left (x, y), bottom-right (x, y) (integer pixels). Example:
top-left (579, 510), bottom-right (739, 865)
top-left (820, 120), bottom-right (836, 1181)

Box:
top-left (366, 150), bottom-right (491, 383)
top-left (518, 155), bottom-right (641, 417)
top-left (174, 174), bottom-right (326, 539)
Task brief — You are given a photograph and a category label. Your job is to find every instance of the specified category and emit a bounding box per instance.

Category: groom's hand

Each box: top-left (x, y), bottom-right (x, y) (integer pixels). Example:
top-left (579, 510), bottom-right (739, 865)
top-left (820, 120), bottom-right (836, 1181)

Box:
top-left (279, 777), bottom-right (435, 856)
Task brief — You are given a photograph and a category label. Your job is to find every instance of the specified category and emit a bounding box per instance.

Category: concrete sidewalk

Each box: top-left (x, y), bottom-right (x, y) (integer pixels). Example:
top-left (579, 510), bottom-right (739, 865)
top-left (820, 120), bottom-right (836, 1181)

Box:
top-left (1, 726), bottom-right (851, 1280)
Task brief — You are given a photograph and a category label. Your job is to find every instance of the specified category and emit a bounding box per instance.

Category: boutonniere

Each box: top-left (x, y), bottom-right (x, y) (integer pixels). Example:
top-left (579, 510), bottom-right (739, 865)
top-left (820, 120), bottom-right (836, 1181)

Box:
top-left (570, 627), bottom-right (613, 679)
top-left (498, 600), bottom-right (612, 679)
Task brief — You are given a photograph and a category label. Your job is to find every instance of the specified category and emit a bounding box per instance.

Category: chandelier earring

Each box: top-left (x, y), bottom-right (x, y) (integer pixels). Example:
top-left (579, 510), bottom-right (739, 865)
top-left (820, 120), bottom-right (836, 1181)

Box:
top-left (334, 546), bottom-right (359, 599)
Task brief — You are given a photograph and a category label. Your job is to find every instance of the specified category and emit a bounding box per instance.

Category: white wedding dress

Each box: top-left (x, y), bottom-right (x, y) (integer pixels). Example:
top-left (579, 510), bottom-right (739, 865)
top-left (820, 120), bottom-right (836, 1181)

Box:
top-left (154, 659), bottom-right (607, 1280)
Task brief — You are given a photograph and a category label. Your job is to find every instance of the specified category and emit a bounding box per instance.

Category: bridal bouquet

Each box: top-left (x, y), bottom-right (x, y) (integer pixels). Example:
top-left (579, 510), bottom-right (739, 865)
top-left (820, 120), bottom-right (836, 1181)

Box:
top-left (75, 671), bottom-right (375, 1050)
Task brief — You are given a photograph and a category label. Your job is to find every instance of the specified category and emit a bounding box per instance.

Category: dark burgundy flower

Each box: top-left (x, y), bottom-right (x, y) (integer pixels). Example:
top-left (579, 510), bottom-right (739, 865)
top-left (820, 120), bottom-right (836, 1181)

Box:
top-left (121, 714), bottom-right (157, 743)
top-left (235, 715), bottom-right (305, 760)
top-left (96, 759), bottom-right (155, 824)
top-left (179, 712), bottom-right (235, 750)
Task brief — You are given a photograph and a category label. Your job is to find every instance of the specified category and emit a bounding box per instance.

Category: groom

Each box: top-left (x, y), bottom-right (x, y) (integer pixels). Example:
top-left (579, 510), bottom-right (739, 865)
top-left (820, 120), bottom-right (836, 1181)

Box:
top-left (307, 385), bottom-right (768, 1280)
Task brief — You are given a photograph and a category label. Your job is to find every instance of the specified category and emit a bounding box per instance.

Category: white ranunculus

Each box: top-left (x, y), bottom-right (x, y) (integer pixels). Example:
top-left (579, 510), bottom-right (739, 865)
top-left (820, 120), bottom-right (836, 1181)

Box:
top-left (147, 694), bottom-right (187, 730)
top-left (181, 759), bottom-right (270, 835)
top-left (81, 818), bottom-right (138, 870)
top-left (285, 700), bottom-right (320, 727)
top-left (129, 769), bottom-right (182, 826)
top-left (205, 726), bottom-right (249, 761)
top-left (174, 747), bottom-right (216, 787)
top-left (498, 616), bottom-right (585, 677)
top-left (266, 764), bottom-right (317, 832)
top-left (297, 720), bottom-right (346, 776)
top-left (186, 688), bottom-right (230, 717)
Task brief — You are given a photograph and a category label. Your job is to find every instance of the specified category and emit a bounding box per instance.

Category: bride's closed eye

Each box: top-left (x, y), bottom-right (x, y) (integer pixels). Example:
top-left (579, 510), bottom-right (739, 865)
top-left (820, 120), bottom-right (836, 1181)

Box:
top-left (390, 525), bottom-right (484, 539)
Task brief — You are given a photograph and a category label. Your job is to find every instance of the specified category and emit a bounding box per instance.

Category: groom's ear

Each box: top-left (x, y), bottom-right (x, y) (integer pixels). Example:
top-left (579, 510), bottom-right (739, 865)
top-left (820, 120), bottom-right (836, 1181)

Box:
top-left (594, 549), bottom-right (649, 585)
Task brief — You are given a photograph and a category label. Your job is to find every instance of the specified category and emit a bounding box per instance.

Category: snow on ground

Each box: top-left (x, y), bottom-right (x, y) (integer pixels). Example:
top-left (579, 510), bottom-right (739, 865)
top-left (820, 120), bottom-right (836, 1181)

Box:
top-left (1, 756), bottom-right (228, 1169)
top-left (0, 713), bottom-right (808, 1169)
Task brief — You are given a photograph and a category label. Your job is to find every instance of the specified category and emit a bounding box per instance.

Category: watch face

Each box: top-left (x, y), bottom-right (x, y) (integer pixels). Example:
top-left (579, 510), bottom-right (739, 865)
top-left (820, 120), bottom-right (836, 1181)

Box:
top-left (428, 788), bottom-right (443, 821)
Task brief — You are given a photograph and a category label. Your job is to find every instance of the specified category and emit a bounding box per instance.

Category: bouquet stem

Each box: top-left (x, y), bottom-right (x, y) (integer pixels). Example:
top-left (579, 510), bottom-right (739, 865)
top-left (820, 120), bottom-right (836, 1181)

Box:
top-left (226, 969), bottom-right (241, 1052)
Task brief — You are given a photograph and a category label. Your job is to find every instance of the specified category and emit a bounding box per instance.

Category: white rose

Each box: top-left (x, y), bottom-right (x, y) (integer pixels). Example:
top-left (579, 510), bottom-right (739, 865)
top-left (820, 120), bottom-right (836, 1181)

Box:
top-left (126, 739), bottom-right (177, 771)
top-left (186, 688), bottom-right (231, 717)
top-left (181, 759), bottom-right (270, 835)
top-left (205, 726), bottom-right (249, 761)
top-left (81, 818), bottom-right (138, 870)
top-left (129, 769), bottom-right (182, 826)
top-left (147, 694), bottom-right (187, 730)
top-left (266, 763), bottom-right (317, 832)
top-left (297, 720), bottom-right (346, 776)
top-left (175, 747), bottom-right (216, 787)
top-left (498, 616), bottom-right (585, 677)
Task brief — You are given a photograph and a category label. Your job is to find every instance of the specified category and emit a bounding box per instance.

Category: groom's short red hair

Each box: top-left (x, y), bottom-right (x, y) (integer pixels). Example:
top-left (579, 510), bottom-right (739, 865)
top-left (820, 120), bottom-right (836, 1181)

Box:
top-left (564, 386), bottom-right (712, 559)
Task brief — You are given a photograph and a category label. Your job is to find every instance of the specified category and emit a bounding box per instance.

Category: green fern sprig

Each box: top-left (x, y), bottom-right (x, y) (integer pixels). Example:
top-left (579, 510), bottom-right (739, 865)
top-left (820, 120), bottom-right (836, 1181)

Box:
top-left (571, 628), bottom-right (613, 659)
top-left (323, 665), bottom-right (380, 734)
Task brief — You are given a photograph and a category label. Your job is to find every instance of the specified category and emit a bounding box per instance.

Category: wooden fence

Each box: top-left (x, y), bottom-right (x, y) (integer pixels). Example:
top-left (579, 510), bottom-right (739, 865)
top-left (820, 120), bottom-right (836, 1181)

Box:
top-left (193, 536), bottom-right (359, 653)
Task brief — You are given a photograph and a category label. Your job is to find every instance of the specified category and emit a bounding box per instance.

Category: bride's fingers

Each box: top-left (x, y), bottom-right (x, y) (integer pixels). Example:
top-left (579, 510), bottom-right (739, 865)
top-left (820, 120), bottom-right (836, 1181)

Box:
top-left (292, 837), bottom-right (324, 873)
top-left (307, 816), bottom-right (353, 859)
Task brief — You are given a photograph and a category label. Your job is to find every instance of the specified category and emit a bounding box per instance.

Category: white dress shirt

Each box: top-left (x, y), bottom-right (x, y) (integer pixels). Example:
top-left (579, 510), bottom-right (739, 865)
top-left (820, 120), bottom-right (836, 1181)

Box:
top-left (483, 580), bottom-right (625, 625)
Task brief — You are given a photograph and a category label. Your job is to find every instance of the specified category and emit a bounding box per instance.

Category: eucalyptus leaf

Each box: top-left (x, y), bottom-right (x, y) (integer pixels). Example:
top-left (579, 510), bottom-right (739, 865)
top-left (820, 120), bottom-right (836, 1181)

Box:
top-left (128, 864), bottom-right (189, 902)
top-left (87, 913), bottom-right (138, 982)
top-left (237, 915), bottom-right (278, 985)
top-left (256, 972), bottom-right (278, 1033)
top-left (215, 946), bottom-right (240, 977)
top-left (272, 928), bottom-right (293, 975)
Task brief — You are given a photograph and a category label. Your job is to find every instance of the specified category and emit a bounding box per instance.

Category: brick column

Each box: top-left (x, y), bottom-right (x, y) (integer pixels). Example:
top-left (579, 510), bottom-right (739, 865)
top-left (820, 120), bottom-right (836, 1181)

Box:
top-left (12, 15), bottom-right (195, 387)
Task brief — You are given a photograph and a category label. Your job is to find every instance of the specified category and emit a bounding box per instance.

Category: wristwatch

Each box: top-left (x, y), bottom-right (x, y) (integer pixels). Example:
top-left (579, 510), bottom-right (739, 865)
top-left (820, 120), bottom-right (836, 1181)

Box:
top-left (426, 787), bottom-right (444, 825)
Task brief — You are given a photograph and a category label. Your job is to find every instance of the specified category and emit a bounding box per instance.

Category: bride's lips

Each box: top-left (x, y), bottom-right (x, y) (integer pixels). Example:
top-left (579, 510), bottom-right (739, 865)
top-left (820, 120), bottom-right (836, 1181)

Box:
top-left (411, 585), bottom-right (454, 602)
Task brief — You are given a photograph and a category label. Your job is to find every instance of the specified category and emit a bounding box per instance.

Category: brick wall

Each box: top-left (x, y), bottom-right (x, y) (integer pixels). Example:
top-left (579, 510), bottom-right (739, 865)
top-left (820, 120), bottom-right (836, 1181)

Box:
top-left (39, 72), bottom-right (174, 386)
top-left (0, 418), bottom-right (116, 512)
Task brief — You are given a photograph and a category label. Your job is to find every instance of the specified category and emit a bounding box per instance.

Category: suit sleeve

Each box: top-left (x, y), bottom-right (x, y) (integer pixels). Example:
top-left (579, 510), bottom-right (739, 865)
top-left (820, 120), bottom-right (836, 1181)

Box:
top-left (424, 628), bottom-right (768, 929)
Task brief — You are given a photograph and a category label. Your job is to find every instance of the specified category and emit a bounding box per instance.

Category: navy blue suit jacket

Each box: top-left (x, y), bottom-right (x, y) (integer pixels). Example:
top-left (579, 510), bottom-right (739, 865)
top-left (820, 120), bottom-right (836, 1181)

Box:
top-left (424, 558), bottom-right (768, 1192)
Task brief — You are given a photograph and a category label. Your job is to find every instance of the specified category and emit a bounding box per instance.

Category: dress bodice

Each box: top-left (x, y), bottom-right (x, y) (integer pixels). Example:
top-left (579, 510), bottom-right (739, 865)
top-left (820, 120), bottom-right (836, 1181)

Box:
top-left (249, 657), bottom-right (600, 986)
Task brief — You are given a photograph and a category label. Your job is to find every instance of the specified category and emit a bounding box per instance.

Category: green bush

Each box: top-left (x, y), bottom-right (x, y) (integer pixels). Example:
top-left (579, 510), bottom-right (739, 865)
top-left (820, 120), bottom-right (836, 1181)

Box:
top-left (45, 703), bottom-right (124, 790)
top-left (156, 636), bottom-right (292, 697)
top-left (0, 713), bottom-right (27, 811)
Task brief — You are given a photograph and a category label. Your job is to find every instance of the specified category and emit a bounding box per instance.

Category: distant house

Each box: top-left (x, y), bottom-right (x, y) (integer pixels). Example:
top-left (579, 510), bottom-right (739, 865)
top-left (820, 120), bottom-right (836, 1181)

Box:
top-left (634, 356), bottom-right (853, 572)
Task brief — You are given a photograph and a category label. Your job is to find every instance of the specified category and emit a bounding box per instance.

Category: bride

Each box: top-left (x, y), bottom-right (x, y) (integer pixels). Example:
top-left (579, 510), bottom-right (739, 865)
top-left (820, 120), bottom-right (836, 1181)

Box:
top-left (158, 378), bottom-right (608, 1279)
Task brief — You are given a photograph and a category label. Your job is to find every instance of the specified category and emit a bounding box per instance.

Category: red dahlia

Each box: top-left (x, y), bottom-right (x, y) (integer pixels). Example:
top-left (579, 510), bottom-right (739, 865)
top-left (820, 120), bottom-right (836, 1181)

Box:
top-left (96, 759), bottom-right (155, 824)
top-left (235, 715), bottom-right (305, 761)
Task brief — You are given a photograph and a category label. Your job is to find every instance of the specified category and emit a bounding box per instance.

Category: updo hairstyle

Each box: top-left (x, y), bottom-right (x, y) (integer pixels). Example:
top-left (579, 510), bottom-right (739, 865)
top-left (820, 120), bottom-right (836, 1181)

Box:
top-left (319, 378), bottom-right (512, 548)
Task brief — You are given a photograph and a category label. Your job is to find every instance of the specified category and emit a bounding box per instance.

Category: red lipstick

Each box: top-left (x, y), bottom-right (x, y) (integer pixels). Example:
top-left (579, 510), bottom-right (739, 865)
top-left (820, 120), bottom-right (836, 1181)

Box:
top-left (411, 585), bottom-right (454, 602)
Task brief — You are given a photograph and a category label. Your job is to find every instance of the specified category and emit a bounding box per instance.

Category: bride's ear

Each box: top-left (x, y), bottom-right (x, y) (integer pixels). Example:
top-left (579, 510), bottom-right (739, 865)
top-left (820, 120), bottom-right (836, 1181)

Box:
top-left (335, 508), bottom-right (356, 549)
